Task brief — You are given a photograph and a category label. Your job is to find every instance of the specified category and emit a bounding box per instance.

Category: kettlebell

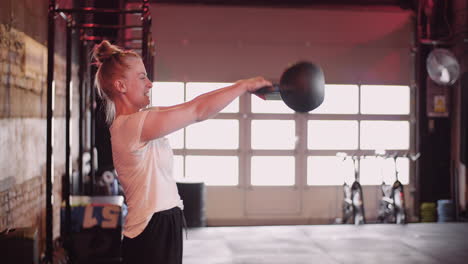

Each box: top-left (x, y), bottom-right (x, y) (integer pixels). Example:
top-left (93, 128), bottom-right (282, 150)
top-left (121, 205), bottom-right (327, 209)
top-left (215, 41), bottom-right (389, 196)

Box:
top-left (255, 61), bottom-right (325, 112)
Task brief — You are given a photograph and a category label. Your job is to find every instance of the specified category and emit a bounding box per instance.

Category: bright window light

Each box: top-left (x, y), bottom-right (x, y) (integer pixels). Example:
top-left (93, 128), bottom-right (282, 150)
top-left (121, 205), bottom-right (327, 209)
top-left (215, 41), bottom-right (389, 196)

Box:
top-left (186, 82), bottom-right (238, 113)
top-left (360, 156), bottom-right (409, 185)
top-left (361, 85), bottom-right (410, 115)
top-left (185, 156), bottom-right (238, 186)
top-left (308, 120), bottom-right (358, 150)
top-left (151, 82), bottom-right (184, 107)
top-left (251, 94), bottom-right (294, 113)
top-left (186, 119), bottom-right (239, 149)
top-left (308, 156), bottom-right (355, 185)
top-left (165, 129), bottom-right (184, 149)
top-left (360, 121), bottom-right (410, 150)
top-left (311, 85), bottom-right (359, 114)
top-left (251, 120), bottom-right (296, 150)
top-left (251, 156), bottom-right (295, 186)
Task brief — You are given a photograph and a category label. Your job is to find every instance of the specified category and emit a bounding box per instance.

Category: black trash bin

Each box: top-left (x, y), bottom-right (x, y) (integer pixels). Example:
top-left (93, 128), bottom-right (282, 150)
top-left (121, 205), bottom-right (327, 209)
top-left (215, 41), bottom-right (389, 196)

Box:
top-left (0, 227), bottom-right (39, 264)
top-left (176, 180), bottom-right (206, 227)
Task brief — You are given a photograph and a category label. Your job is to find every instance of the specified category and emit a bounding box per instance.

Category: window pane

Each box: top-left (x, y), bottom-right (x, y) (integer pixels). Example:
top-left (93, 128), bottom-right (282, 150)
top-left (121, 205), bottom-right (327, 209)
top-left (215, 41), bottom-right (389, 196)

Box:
top-left (251, 120), bottom-right (296, 150)
top-left (251, 156), bottom-right (295, 186)
top-left (166, 129), bottom-right (184, 149)
top-left (311, 85), bottom-right (358, 114)
top-left (360, 121), bottom-right (410, 150)
top-left (360, 157), bottom-right (409, 185)
top-left (186, 120), bottom-right (238, 149)
top-left (173, 155), bottom-right (184, 181)
top-left (186, 156), bottom-right (238, 186)
top-left (360, 157), bottom-right (385, 185)
top-left (251, 94), bottom-right (294, 113)
top-left (152, 82), bottom-right (184, 106)
top-left (308, 121), bottom-right (358, 150)
top-left (186, 82), bottom-right (238, 113)
top-left (308, 156), bottom-right (354, 185)
top-left (396, 158), bottom-right (409, 185)
top-left (361, 85), bottom-right (410, 115)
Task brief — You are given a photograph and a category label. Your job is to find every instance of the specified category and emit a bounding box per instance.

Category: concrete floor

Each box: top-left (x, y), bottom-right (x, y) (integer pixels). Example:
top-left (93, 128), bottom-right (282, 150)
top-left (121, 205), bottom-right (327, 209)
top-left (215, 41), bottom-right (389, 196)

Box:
top-left (183, 223), bottom-right (468, 264)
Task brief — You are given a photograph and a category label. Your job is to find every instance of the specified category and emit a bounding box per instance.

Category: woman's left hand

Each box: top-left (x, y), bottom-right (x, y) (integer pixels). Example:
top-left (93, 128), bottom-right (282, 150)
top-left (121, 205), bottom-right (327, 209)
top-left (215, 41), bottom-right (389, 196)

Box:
top-left (236, 77), bottom-right (272, 93)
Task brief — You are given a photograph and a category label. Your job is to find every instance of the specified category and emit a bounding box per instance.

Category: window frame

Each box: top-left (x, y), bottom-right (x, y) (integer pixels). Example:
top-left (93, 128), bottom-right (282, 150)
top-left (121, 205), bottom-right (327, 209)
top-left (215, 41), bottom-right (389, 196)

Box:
top-left (152, 82), bottom-right (415, 187)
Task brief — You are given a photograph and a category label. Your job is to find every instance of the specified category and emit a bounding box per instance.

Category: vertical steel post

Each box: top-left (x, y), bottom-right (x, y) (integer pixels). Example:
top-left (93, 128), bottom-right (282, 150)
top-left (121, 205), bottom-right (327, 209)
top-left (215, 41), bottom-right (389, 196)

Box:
top-left (78, 31), bottom-right (85, 194)
top-left (46, 0), bottom-right (56, 262)
top-left (147, 18), bottom-right (154, 81)
top-left (64, 16), bottom-right (73, 238)
top-left (141, 0), bottom-right (150, 70)
top-left (84, 40), bottom-right (92, 195)
top-left (118, 0), bottom-right (125, 47)
top-left (90, 59), bottom-right (96, 195)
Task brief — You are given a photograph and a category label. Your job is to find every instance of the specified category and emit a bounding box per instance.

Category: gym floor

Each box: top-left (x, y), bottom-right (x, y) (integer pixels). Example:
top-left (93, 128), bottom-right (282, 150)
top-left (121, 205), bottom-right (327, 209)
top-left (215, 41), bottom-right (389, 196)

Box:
top-left (183, 223), bottom-right (468, 264)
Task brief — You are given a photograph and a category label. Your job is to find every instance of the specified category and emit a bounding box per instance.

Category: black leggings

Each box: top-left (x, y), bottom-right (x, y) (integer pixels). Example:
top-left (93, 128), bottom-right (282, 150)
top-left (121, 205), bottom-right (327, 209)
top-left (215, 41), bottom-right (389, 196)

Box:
top-left (122, 207), bottom-right (184, 264)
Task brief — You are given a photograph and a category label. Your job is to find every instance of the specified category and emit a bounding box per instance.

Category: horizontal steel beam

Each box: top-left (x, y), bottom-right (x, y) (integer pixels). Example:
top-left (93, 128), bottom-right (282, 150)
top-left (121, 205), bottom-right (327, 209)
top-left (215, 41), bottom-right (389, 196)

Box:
top-left (73, 23), bottom-right (143, 29)
top-left (56, 7), bottom-right (144, 14)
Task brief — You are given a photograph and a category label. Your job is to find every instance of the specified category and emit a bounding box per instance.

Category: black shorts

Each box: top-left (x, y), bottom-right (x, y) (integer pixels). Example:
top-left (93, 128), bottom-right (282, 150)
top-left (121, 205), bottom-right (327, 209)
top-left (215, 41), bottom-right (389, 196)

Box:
top-left (122, 207), bottom-right (184, 264)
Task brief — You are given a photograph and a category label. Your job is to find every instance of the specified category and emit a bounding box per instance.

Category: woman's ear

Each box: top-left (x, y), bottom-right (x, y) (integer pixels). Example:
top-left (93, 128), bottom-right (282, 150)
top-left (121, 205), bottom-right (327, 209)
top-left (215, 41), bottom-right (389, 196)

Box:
top-left (114, 79), bottom-right (127, 94)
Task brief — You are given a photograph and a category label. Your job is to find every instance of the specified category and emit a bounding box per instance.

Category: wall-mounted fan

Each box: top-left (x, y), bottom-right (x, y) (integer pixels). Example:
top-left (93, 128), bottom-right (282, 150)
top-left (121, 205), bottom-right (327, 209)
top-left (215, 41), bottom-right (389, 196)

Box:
top-left (426, 48), bottom-right (460, 86)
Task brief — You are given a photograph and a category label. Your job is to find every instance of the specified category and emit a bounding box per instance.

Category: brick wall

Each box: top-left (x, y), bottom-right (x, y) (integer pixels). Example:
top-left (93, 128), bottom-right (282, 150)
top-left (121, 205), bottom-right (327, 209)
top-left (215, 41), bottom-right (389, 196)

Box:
top-left (0, 0), bottom-right (80, 258)
top-left (0, 176), bottom-right (45, 232)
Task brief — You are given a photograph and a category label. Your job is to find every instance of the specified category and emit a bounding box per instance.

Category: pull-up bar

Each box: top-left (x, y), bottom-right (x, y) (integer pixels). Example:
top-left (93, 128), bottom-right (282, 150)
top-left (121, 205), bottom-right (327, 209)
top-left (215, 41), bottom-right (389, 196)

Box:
top-left (80, 35), bottom-right (144, 47)
top-left (45, 0), bottom-right (153, 263)
top-left (56, 7), bottom-right (144, 14)
top-left (73, 23), bottom-right (144, 29)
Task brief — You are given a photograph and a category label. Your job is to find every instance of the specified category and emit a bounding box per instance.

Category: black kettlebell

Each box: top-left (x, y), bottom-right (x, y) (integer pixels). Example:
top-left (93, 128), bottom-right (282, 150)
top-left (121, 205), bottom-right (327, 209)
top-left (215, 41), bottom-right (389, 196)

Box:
top-left (255, 61), bottom-right (325, 112)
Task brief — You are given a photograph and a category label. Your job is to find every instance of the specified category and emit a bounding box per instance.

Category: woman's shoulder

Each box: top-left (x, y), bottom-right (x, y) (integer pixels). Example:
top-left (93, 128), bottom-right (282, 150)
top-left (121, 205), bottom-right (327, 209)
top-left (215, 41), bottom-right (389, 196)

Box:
top-left (110, 110), bottom-right (153, 149)
top-left (111, 110), bottom-right (150, 133)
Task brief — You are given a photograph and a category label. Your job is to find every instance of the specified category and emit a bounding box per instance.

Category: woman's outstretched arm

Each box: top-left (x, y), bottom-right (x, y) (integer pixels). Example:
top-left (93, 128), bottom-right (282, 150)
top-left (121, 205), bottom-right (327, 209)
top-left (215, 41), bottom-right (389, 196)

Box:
top-left (140, 77), bottom-right (271, 142)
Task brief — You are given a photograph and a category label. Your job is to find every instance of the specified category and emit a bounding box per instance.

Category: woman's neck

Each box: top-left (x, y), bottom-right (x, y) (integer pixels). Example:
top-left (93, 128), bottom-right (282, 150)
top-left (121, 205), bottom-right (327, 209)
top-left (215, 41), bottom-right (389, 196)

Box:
top-left (114, 98), bottom-right (140, 117)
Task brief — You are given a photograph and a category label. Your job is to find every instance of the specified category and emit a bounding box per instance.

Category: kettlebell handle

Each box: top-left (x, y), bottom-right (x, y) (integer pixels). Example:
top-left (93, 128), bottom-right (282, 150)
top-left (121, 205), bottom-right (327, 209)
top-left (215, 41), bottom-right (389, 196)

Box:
top-left (253, 84), bottom-right (281, 100)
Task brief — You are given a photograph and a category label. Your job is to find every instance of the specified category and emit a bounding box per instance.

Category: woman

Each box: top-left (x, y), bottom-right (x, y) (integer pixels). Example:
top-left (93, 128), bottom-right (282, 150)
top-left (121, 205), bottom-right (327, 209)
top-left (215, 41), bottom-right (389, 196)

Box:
top-left (92, 40), bottom-right (271, 264)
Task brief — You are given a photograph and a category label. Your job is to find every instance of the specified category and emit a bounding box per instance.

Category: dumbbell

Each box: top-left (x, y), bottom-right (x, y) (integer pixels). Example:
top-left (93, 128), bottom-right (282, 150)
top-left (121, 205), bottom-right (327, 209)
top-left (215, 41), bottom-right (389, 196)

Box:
top-left (254, 61), bottom-right (325, 112)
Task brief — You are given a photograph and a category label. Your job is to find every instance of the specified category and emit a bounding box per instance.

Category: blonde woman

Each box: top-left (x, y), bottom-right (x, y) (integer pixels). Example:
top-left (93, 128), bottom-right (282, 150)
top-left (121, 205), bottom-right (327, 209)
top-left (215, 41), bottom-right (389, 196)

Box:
top-left (92, 40), bottom-right (271, 264)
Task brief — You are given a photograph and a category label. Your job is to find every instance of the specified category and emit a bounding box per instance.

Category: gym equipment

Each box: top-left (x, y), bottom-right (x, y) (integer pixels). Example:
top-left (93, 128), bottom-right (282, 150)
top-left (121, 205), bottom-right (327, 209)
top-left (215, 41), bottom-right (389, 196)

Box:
top-left (377, 152), bottom-right (419, 224)
top-left (426, 48), bottom-right (460, 86)
top-left (0, 227), bottom-right (39, 264)
top-left (420, 202), bottom-right (437, 222)
top-left (254, 61), bottom-right (325, 112)
top-left (437, 199), bottom-right (455, 222)
top-left (60, 196), bottom-right (124, 264)
top-left (176, 180), bottom-right (206, 227)
top-left (377, 153), bottom-right (406, 224)
top-left (47, 0), bottom-right (153, 262)
top-left (337, 153), bottom-right (366, 225)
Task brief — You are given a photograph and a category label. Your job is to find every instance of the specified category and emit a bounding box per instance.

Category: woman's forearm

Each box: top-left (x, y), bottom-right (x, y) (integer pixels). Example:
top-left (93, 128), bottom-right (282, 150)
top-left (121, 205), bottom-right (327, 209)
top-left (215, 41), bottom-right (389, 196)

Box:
top-left (192, 82), bottom-right (248, 122)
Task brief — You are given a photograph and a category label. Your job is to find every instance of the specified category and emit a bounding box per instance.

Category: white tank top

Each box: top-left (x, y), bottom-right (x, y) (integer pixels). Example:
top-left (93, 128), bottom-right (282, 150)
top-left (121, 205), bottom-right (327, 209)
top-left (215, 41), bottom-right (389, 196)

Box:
top-left (110, 109), bottom-right (183, 238)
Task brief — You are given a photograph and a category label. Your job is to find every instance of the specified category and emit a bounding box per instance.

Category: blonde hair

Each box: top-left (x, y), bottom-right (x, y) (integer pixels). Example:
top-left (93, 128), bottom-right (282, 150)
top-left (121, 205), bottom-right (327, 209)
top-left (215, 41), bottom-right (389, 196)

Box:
top-left (92, 40), bottom-right (140, 124)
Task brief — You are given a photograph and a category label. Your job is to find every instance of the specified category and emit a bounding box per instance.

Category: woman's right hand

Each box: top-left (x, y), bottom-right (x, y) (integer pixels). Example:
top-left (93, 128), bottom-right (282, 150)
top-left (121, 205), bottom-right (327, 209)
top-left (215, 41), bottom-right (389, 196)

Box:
top-left (236, 77), bottom-right (272, 93)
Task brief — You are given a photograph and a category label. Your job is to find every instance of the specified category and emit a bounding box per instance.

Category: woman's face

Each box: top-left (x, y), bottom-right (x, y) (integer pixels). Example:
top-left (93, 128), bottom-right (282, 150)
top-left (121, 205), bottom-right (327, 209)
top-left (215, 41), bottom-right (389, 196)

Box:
top-left (122, 57), bottom-right (153, 110)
